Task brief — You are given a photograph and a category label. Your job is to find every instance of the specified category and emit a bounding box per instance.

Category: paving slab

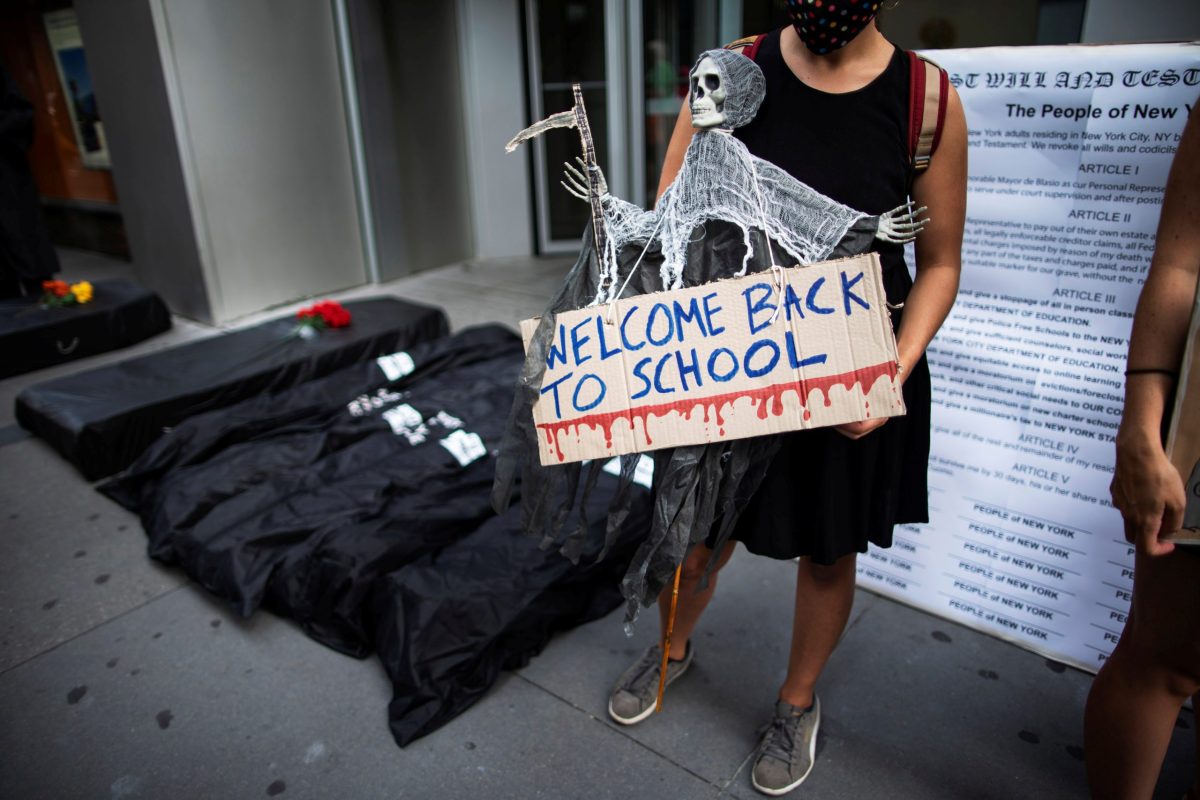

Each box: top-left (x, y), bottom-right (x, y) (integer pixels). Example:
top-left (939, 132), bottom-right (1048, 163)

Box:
top-left (385, 273), bottom-right (550, 329)
top-left (0, 437), bottom-right (184, 674)
top-left (3, 248), bottom-right (1196, 799)
top-left (425, 255), bottom-right (574, 295)
top-left (517, 549), bottom-right (879, 791)
top-left (0, 586), bottom-right (720, 800)
top-left (739, 593), bottom-right (1087, 799)
top-left (770, 590), bottom-right (1195, 800)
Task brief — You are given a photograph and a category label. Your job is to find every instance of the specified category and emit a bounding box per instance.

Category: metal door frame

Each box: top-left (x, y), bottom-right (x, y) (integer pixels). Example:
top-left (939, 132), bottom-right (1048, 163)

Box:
top-left (524, 0), bottom-right (743, 253)
top-left (524, 0), bottom-right (634, 253)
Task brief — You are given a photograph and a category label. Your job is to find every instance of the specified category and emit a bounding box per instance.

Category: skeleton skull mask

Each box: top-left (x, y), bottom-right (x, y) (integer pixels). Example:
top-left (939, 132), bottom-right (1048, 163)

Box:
top-left (687, 49), bottom-right (765, 131)
top-left (690, 56), bottom-right (727, 128)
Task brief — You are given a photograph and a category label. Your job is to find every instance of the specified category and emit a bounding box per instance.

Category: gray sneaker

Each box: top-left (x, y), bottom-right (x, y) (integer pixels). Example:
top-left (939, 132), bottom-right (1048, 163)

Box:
top-left (607, 641), bottom-right (694, 725)
top-left (751, 696), bottom-right (820, 796)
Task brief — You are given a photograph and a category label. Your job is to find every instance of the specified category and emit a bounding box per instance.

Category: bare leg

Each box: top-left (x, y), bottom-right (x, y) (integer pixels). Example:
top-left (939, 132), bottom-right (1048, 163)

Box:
top-left (657, 541), bottom-right (737, 660)
top-left (778, 552), bottom-right (859, 708)
top-left (1084, 549), bottom-right (1200, 799)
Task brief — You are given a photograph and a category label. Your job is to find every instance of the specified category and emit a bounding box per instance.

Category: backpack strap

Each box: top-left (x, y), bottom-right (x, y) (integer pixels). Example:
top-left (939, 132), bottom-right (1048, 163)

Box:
top-left (726, 33), bottom-right (766, 61)
top-left (907, 51), bottom-right (948, 172)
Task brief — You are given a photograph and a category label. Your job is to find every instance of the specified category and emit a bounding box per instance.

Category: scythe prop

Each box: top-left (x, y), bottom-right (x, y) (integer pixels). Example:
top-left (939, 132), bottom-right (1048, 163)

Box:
top-left (505, 84), bottom-right (683, 713)
top-left (506, 84), bottom-right (608, 274)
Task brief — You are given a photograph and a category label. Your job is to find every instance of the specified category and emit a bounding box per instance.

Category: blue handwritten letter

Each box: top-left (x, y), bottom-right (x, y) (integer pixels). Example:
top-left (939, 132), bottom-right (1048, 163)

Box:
top-left (540, 371), bottom-right (574, 419)
top-left (742, 283), bottom-right (777, 335)
top-left (841, 271), bottom-right (870, 315)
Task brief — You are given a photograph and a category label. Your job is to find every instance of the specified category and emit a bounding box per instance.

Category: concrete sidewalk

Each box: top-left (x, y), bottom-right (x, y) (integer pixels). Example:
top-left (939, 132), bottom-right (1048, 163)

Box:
top-left (0, 249), bottom-right (1192, 799)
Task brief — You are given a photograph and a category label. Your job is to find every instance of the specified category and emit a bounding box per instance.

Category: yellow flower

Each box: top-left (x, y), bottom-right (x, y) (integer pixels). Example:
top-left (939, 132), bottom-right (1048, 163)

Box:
top-left (70, 281), bottom-right (93, 304)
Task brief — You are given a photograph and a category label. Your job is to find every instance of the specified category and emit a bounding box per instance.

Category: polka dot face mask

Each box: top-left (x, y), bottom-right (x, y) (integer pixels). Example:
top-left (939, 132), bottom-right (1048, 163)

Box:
top-left (784, 0), bottom-right (882, 55)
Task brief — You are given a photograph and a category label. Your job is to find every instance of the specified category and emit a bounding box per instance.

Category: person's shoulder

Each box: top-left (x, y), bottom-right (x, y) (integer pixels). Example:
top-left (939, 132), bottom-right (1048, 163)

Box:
top-left (906, 50), bottom-right (961, 105)
top-left (909, 51), bottom-right (945, 70)
top-left (910, 51), bottom-right (962, 110)
top-left (725, 32), bottom-right (775, 59)
top-left (901, 47), bottom-right (964, 172)
top-left (724, 34), bottom-right (760, 53)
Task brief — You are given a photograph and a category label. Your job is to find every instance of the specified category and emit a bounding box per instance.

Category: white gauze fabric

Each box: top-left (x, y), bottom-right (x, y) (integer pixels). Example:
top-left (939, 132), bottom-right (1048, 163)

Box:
top-left (598, 48), bottom-right (868, 294)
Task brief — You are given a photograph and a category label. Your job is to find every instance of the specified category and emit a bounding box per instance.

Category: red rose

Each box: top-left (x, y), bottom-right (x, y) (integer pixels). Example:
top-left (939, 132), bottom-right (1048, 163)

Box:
top-left (296, 300), bottom-right (351, 329)
top-left (316, 300), bottom-right (351, 328)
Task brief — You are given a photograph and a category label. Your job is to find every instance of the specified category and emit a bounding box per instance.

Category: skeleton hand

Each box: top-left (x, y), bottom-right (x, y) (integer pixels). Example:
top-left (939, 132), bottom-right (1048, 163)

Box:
top-left (874, 202), bottom-right (930, 244)
top-left (561, 157), bottom-right (609, 202)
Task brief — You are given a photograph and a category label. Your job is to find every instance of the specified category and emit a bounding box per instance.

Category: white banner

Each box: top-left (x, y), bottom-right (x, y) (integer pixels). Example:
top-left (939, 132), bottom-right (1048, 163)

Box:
top-left (855, 43), bottom-right (1200, 672)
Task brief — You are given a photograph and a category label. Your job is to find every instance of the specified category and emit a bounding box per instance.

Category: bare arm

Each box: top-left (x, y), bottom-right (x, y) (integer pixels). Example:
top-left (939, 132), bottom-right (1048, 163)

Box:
top-left (1111, 105), bottom-right (1200, 556)
top-left (655, 101), bottom-right (696, 201)
top-left (838, 82), bottom-right (967, 439)
top-left (899, 82), bottom-right (967, 379)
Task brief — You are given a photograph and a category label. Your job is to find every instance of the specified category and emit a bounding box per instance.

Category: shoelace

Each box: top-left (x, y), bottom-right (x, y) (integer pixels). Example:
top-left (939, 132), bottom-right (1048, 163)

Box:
top-left (627, 648), bottom-right (665, 694)
top-left (759, 712), bottom-right (802, 764)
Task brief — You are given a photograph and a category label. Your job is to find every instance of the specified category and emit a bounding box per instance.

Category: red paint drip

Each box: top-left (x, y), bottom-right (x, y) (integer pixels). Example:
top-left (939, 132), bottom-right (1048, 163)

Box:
top-left (538, 360), bottom-right (898, 462)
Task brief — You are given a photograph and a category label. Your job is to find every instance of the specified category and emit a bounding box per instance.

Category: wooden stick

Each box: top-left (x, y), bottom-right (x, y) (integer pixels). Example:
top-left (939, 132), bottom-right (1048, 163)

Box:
top-left (570, 84), bottom-right (607, 264)
top-left (655, 563), bottom-right (684, 713)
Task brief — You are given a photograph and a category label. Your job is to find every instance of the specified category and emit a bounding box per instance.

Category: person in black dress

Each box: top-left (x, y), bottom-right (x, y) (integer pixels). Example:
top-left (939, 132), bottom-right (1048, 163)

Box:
top-left (606, 5), bottom-right (967, 796)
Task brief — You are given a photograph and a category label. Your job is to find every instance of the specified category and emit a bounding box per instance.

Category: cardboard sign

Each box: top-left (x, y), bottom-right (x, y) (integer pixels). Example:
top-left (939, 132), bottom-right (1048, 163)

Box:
top-left (520, 253), bottom-right (904, 465)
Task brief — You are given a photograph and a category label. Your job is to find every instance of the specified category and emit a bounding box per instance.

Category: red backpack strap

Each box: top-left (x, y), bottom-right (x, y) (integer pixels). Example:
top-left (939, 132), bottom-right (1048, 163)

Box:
top-left (745, 33), bottom-right (766, 61)
top-left (726, 33), bottom-right (767, 61)
top-left (907, 51), bottom-right (949, 172)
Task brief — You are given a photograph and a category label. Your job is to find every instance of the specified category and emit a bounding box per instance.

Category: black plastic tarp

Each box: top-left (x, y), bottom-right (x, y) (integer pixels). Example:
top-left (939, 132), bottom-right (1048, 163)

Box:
top-left (494, 223), bottom-right (782, 621)
top-left (102, 325), bottom-right (522, 653)
top-left (99, 325), bottom-right (649, 744)
top-left (18, 296), bottom-right (448, 479)
top-left (0, 279), bottom-right (170, 379)
top-left (376, 472), bottom-right (647, 746)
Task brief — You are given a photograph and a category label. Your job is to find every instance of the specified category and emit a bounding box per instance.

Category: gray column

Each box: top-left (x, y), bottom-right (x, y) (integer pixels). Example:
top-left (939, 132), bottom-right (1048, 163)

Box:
top-left (457, 0), bottom-right (535, 259)
top-left (344, 0), bottom-right (478, 280)
top-left (76, 0), bottom-right (367, 324)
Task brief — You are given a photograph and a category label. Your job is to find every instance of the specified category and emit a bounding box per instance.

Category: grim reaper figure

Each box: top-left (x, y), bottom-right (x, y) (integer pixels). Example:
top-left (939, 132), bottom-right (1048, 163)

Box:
top-left (492, 48), bottom-right (927, 624)
top-left (568, 49), bottom-right (924, 302)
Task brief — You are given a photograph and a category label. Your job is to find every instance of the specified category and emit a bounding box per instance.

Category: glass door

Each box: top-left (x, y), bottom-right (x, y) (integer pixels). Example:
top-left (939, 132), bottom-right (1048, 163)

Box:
top-left (526, 0), bottom-right (632, 253)
top-left (640, 2), bottom-right (715, 208)
top-left (636, 1), bottom-right (742, 207)
top-left (525, 0), bottom-right (746, 252)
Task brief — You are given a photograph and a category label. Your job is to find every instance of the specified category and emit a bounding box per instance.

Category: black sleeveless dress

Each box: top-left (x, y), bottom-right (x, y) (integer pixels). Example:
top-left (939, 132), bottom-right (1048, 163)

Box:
top-left (723, 29), bottom-right (931, 564)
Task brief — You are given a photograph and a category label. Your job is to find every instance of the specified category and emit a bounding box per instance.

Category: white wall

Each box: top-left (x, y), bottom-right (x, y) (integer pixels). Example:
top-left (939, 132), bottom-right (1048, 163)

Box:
top-left (457, 0), bottom-right (534, 259)
top-left (1082, 0), bottom-right (1200, 44)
